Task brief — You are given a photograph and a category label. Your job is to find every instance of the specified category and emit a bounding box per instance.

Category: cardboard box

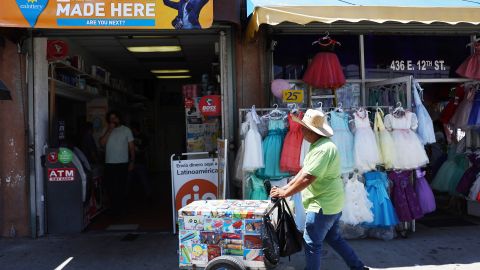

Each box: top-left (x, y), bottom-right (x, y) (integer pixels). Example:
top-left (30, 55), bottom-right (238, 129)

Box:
top-left (178, 200), bottom-right (271, 269)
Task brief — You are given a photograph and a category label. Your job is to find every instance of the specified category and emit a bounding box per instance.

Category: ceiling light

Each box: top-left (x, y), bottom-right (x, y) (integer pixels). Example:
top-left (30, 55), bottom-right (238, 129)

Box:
top-left (157, 75), bottom-right (192, 79)
top-left (127, 46), bottom-right (181, 53)
top-left (151, 69), bottom-right (190, 74)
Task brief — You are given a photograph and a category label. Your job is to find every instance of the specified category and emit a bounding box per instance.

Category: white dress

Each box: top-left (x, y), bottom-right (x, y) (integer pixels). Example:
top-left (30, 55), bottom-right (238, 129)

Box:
top-left (353, 109), bottom-right (381, 173)
top-left (233, 121), bottom-right (249, 187)
top-left (469, 175), bottom-right (480, 201)
top-left (299, 139), bottom-right (311, 166)
top-left (384, 111), bottom-right (429, 170)
top-left (242, 113), bottom-right (264, 171)
top-left (340, 174), bottom-right (374, 226)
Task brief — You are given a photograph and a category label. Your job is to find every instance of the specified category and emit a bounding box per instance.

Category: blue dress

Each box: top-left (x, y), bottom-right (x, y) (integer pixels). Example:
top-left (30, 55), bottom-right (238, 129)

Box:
top-left (468, 90), bottom-right (480, 126)
top-left (257, 119), bottom-right (290, 180)
top-left (363, 171), bottom-right (399, 227)
top-left (413, 83), bottom-right (436, 145)
top-left (329, 111), bottom-right (355, 174)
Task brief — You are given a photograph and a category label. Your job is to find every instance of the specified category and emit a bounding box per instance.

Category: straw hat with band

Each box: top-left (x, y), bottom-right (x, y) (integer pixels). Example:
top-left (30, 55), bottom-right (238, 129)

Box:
top-left (292, 109), bottom-right (334, 137)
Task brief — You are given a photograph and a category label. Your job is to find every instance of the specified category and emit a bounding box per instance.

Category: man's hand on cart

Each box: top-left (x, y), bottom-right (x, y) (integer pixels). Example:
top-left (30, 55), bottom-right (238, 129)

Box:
top-left (270, 186), bottom-right (287, 199)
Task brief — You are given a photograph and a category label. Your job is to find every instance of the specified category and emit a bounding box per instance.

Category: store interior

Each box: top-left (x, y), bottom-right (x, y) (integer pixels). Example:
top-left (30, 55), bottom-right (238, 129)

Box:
top-left (45, 32), bottom-right (221, 232)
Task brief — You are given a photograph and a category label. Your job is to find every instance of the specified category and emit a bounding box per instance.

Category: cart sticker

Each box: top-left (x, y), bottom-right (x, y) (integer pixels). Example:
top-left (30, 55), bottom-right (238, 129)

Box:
top-left (222, 248), bottom-right (244, 257)
top-left (179, 230), bottom-right (200, 244)
top-left (178, 218), bottom-right (185, 230)
top-left (245, 219), bottom-right (263, 235)
top-left (179, 244), bottom-right (192, 265)
top-left (244, 235), bottom-right (263, 249)
top-left (207, 245), bottom-right (221, 261)
top-left (222, 233), bottom-right (242, 240)
top-left (184, 216), bottom-right (204, 231)
top-left (191, 244), bottom-right (208, 262)
top-left (244, 249), bottom-right (264, 261)
top-left (200, 232), bottom-right (222, 245)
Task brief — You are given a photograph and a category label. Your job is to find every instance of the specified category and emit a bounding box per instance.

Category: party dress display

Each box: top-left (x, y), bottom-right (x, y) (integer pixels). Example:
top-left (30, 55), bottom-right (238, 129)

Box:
top-left (353, 109), bottom-right (380, 173)
top-left (364, 171), bottom-right (399, 227)
top-left (329, 111), bottom-right (355, 174)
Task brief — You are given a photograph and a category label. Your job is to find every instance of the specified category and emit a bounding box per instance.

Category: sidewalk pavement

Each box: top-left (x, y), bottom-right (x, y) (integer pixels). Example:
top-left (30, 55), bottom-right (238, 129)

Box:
top-left (0, 224), bottom-right (479, 270)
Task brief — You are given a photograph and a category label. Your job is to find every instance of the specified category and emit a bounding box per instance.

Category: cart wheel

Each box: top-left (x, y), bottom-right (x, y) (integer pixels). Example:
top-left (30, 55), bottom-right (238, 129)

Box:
top-left (205, 256), bottom-right (247, 270)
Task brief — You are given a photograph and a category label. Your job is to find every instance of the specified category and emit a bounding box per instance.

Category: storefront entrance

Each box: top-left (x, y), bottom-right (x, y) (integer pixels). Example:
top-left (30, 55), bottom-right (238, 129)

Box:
top-left (32, 29), bottom-right (232, 234)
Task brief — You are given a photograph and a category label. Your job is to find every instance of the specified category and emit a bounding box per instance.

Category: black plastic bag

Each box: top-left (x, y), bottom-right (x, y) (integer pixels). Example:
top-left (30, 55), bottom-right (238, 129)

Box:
top-left (276, 198), bottom-right (303, 257)
top-left (262, 212), bottom-right (280, 265)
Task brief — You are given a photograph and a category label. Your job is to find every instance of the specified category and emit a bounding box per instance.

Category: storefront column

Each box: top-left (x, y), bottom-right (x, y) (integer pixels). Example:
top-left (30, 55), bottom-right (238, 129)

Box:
top-left (235, 28), bottom-right (270, 109)
top-left (30, 37), bottom-right (49, 237)
top-left (0, 35), bottom-right (29, 237)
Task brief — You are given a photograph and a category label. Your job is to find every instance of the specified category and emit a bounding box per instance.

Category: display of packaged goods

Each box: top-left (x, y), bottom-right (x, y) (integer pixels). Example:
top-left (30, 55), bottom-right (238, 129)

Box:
top-left (178, 200), bottom-right (271, 268)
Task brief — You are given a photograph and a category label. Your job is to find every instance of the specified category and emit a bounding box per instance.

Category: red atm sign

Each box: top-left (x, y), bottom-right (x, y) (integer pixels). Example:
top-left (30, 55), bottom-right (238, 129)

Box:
top-left (48, 168), bottom-right (76, 182)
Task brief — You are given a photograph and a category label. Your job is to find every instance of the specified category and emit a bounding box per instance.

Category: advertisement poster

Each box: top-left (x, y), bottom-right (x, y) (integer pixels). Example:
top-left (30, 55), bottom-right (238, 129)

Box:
top-left (172, 158), bottom-right (219, 224)
top-left (0, 0), bottom-right (213, 29)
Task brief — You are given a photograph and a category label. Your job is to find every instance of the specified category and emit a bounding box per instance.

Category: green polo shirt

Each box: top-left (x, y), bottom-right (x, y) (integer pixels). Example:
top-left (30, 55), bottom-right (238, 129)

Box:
top-left (302, 137), bottom-right (344, 215)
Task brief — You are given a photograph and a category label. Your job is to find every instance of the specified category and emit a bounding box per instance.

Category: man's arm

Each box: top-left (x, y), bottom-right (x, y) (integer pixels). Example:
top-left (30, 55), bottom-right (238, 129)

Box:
top-left (163, 0), bottom-right (179, 9)
top-left (128, 141), bottom-right (135, 163)
top-left (270, 172), bottom-right (316, 198)
top-left (99, 127), bottom-right (113, 147)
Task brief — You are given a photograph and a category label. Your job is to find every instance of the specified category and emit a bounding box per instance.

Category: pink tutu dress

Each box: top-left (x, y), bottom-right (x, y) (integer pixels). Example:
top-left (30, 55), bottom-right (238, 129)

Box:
top-left (457, 42), bottom-right (480, 80)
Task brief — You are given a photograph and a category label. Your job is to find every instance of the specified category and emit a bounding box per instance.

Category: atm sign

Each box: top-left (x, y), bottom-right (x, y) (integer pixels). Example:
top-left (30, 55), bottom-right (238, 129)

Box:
top-left (48, 168), bottom-right (76, 182)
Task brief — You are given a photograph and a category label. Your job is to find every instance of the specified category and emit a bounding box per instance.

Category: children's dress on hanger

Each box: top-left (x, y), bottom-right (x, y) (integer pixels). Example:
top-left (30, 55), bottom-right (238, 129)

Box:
top-left (431, 145), bottom-right (469, 194)
top-left (440, 85), bottom-right (465, 125)
top-left (243, 113), bottom-right (264, 172)
top-left (384, 111), bottom-right (429, 170)
top-left (280, 112), bottom-right (304, 174)
top-left (415, 169), bottom-right (436, 214)
top-left (456, 42), bottom-right (480, 80)
top-left (450, 84), bottom-right (475, 129)
top-left (299, 139), bottom-right (311, 166)
top-left (468, 90), bottom-right (480, 127)
top-left (257, 119), bottom-right (290, 180)
top-left (374, 109), bottom-right (396, 170)
top-left (233, 120), bottom-right (249, 187)
top-left (340, 174), bottom-right (374, 226)
top-left (353, 109), bottom-right (381, 173)
top-left (389, 170), bottom-right (424, 222)
top-left (363, 171), bottom-right (399, 227)
top-left (329, 111), bottom-right (355, 174)
top-left (413, 82), bottom-right (436, 145)
top-left (302, 39), bottom-right (346, 89)
top-left (469, 176), bottom-right (480, 201)
top-left (248, 174), bottom-right (268, 200)
top-left (456, 154), bottom-right (480, 196)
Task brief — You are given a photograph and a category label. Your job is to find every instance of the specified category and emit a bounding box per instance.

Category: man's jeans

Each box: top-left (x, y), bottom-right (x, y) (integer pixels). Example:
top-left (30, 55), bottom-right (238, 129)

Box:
top-left (304, 210), bottom-right (365, 270)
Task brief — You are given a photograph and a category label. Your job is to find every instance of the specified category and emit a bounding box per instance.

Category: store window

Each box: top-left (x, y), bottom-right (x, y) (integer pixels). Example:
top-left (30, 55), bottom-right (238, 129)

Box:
top-left (273, 35), bottom-right (361, 80)
top-left (364, 35), bottom-right (471, 79)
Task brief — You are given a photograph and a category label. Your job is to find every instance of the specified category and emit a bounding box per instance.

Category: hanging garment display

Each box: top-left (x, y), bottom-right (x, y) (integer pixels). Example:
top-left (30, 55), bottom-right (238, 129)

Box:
top-left (456, 154), bottom-right (480, 196)
top-left (467, 89), bottom-right (480, 127)
top-left (440, 85), bottom-right (465, 125)
top-left (414, 169), bottom-right (436, 215)
top-left (353, 108), bottom-right (380, 173)
top-left (280, 112), bottom-right (304, 174)
top-left (233, 120), bottom-right (250, 187)
top-left (302, 37), bottom-right (346, 89)
top-left (243, 112), bottom-right (265, 172)
top-left (340, 174), bottom-right (374, 226)
top-left (384, 111), bottom-right (429, 170)
top-left (450, 84), bottom-right (475, 129)
top-left (431, 145), bottom-right (470, 194)
top-left (299, 139), bottom-right (311, 167)
top-left (257, 119), bottom-right (290, 179)
top-left (469, 175), bottom-right (480, 201)
top-left (389, 171), bottom-right (424, 222)
top-left (363, 171), bottom-right (399, 227)
top-left (413, 82), bottom-right (436, 145)
top-left (374, 108), bottom-right (396, 170)
top-left (329, 111), bottom-right (355, 174)
top-left (292, 192), bottom-right (306, 231)
top-left (456, 42), bottom-right (480, 80)
top-left (248, 174), bottom-right (268, 200)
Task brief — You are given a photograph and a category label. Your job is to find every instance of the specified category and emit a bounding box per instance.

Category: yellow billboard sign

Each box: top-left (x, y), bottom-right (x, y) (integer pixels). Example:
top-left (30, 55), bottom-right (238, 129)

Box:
top-left (0, 0), bottom-right (213, 29)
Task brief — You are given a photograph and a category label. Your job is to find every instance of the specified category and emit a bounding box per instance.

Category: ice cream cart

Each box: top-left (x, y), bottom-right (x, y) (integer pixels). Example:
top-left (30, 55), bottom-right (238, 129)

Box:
top-left (178, 200), bottom-right (276, 270)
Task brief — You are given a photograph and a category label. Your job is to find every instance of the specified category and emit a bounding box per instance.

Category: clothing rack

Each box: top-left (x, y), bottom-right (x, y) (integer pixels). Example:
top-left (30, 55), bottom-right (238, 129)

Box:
top-left (365, 76), bottom-right (413, 109)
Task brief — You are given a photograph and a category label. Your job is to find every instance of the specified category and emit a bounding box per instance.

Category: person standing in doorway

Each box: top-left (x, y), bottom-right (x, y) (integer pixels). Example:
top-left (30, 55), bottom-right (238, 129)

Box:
top-left (270, 109), bottom-right (368, 270)
top-left (100, 111), bottom-right (135, 215)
